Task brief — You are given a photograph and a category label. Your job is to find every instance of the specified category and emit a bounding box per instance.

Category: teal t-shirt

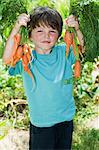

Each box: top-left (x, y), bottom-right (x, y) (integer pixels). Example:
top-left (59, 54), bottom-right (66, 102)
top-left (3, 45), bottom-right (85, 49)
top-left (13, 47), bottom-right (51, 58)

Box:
top-left (9, 44), bottom-right (76, 127)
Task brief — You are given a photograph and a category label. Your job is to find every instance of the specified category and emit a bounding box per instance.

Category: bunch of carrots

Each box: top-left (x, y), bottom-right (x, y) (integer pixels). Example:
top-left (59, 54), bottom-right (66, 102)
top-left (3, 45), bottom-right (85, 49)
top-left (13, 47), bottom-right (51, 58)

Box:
top-left (64, 29), bottom-right (81, 78)
top-left (5, 29), bottom-right (81, 80)
top-left (5, 33), bottom-right (34, 81)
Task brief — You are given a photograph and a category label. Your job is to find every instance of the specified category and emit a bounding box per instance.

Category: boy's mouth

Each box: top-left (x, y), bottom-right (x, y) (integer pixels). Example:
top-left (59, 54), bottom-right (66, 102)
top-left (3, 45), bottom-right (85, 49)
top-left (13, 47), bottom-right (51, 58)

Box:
top-left (42, 41), bottom-right (51, 43)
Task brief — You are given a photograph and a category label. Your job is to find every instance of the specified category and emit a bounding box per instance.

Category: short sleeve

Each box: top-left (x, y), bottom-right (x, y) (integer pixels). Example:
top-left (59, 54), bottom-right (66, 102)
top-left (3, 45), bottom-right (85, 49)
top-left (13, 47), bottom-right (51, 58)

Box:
top-left (8, 60), bottom-right (23, 76)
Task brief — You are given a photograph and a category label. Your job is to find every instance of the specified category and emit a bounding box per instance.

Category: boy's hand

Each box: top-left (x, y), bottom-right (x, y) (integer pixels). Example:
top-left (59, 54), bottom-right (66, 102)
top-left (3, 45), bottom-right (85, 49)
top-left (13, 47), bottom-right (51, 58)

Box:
top-left (15, 13), bottom-right (30, 29)
top-left (65, 15), bottom-right (79, 31)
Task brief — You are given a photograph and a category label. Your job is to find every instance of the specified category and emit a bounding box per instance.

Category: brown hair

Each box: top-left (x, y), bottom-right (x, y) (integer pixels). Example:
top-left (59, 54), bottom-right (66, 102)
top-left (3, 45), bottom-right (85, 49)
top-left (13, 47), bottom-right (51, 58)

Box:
top-left (27, 6), bottom-right (63, 38)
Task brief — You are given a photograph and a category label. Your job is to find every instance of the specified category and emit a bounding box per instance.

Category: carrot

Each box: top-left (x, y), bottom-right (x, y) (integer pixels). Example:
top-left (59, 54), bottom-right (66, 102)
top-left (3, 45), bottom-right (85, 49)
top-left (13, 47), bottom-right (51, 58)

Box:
top-left (78, 45), bottom-right (83, 58)
top-left (27, 45), bottom-right (31, 61)
top-left (78, 45), bottom-right (82, 53)
top-left (12, 46), bottom-right (23, 65)
top-left (64, 29), bottom-right (81, 78)
top-left (22, 45), bottom-right (34, 81)
top-left (15, 33), bottom-right (21, 45)
top-left (22, 44), bottom-right (31, 65)
top-left (71, 32), bottom-right (77, 56)
top-left (27, 44), bottom-right (31, 54)
top-left (74, 60), bottom-right (81, 78)
top-left (10, 36), bottom-right (21, 66)
top-left (22, 44), bottom-right (31, 63)
top-left (5, 33), bottom-right (21, 65)
top-left (22, 44), bottom-right (28, 54)
top-left (15, 45), bottom-right (23, 58)
top-left (64, 30), bottom-right (73, 57)
top-left (11, 33), bottom-right (21, 58)
top-left (22, 54), bottom-right (29, 67)
top-left (22, 54), bottom-right (34, 81)
top-left (26, 52), bottom-right (31, 62)
top-left (5, 32), bottom-right (34, 81)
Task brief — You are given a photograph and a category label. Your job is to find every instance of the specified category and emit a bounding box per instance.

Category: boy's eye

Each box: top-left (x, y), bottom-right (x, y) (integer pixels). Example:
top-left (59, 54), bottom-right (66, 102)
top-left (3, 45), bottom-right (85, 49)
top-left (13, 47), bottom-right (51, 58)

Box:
top-left (37, 30), bottom-right (43, 32)
top-left (50, 30), bottom-right (56, 33)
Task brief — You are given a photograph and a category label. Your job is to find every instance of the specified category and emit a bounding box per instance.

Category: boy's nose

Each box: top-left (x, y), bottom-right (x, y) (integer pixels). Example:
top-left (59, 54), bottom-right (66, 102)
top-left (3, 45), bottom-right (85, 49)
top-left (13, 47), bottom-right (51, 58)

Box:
top-left (45, 32), bottom-right (50, 39)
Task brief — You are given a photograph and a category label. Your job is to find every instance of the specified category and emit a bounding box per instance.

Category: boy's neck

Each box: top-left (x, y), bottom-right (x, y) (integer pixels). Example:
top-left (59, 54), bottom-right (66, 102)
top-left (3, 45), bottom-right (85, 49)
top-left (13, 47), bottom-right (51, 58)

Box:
top-left (35, 48), bottom-right (52, 54)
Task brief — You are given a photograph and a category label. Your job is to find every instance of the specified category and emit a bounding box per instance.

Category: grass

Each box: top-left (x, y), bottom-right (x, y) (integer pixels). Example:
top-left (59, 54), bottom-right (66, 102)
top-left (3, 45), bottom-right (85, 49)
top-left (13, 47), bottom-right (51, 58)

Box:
top-left (72, 126), bottom-right (99, 150)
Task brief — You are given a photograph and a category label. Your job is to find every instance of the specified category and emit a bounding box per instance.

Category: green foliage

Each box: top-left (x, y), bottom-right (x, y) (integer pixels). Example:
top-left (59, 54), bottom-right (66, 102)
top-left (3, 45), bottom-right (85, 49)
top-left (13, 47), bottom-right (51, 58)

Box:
top-left (53, 0), bottom-right (69, 19)
top-left (31, 0), bottom-right (54, 8)
top-left (0, 59), bottom-right (29, 129)
top-left (74, 57), bottom-right (99, 122)
top-left (70, 0), bottom-right (99, 61)
top-left (72, 128), bottom-right (99, 150)
top-left (0, 0), bottom-right (33, 32)
top-left (0, 0), bottom-right (33, 57)
top-left (0, 0), bottom-right (99, 61)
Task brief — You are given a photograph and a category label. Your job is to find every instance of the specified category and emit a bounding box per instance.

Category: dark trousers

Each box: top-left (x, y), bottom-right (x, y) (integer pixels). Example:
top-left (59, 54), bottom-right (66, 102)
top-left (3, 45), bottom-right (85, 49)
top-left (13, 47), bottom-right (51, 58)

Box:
top-left (29, 120), bottom-right (73, 150)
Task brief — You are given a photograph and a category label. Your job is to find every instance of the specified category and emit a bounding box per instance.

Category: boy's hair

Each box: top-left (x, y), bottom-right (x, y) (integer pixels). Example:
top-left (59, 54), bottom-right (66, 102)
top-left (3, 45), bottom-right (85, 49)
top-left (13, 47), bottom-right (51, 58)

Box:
top-left (27, 6), bottom-right (63, 38)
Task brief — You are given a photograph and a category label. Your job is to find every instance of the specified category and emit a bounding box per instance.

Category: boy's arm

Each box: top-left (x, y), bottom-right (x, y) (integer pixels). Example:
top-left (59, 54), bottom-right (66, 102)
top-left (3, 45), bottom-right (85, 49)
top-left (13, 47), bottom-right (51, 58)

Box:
top-left (2, 22), bottom-right (20, 64)
top-left (75, 26), bottom-right (85, 53)
top-left (2, 13), bottom-right (30, 64)
top-left (65, 15), bottom-right (84, 52)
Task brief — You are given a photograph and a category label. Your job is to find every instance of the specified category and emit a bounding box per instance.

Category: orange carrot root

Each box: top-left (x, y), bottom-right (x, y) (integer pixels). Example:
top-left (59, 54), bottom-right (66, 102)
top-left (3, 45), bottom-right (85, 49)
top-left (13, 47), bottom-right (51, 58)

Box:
top-left (15, 33), bottom-right (21, 45)
top-left (11, 33), bottom-right (21, 57)
top-left (64, 29), bottom-right (82, 78)
top-left (21, 44), bottom-right (34, 80)
top-left (5, 32), bottom-right (33, 80)
top-left (64, 30), bottom-right (73, 57)
top-left (74, 60), bottom-right (81, 78)
top-left (16, 46), bottom-right (23, 58)
top-left (5, 33), bottom-right (21, 65)
top-left (71, 33), bottom-right (77, 57)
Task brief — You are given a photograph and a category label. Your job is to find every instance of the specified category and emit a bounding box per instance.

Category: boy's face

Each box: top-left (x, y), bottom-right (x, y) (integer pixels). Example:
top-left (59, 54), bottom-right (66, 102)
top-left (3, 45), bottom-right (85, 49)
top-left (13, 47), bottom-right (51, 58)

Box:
top-left (30, 25), bottom-right (59, 54)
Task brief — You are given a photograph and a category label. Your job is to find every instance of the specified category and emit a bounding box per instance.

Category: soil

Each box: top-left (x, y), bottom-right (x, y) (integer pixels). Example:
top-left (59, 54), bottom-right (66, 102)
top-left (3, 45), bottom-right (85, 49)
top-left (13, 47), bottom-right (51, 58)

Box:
top-left (0, 129), bottom-right (29, 150)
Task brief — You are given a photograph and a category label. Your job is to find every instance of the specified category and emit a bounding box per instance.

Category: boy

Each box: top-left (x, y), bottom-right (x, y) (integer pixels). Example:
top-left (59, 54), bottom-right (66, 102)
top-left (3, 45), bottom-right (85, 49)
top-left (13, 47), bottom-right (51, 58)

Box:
top-left (3, 6), bottom-right (84, 150)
